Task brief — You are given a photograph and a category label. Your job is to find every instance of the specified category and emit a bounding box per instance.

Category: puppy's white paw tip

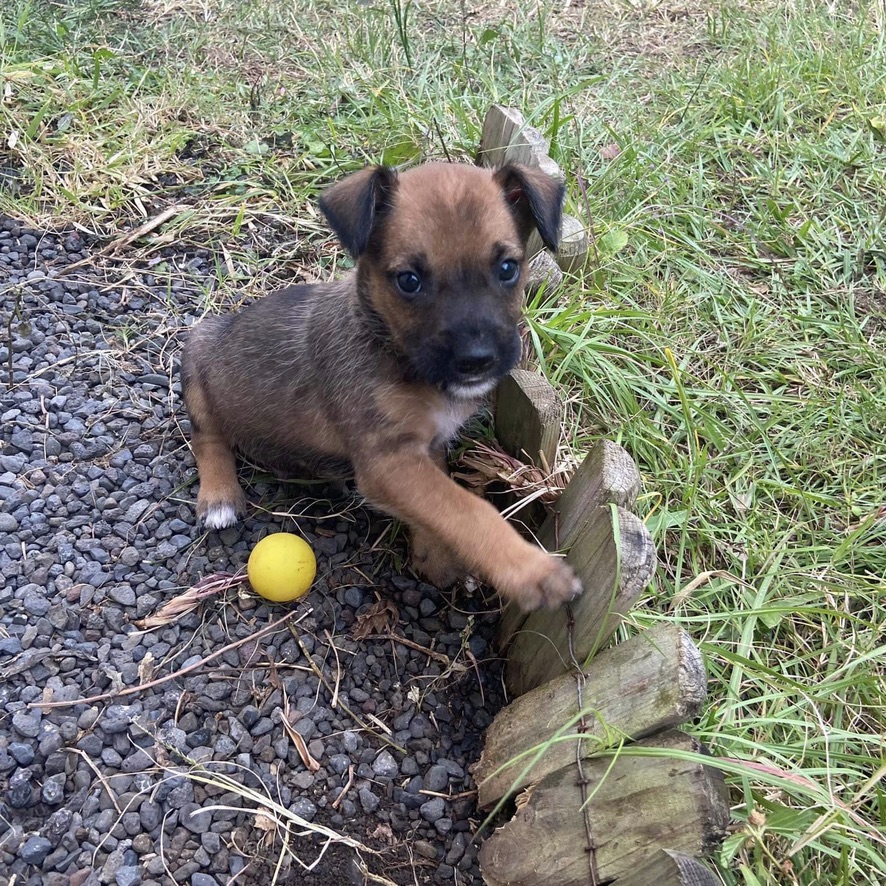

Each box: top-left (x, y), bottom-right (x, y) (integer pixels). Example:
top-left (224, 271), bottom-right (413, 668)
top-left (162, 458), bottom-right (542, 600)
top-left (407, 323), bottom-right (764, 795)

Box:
top-left (202, 504), bottom-right (240, 530)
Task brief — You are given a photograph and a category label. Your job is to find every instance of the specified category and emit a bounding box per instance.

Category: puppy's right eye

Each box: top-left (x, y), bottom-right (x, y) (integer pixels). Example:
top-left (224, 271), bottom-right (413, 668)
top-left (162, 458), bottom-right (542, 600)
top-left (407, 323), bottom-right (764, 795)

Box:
top-left (396, 271), bottom-right (422, 295)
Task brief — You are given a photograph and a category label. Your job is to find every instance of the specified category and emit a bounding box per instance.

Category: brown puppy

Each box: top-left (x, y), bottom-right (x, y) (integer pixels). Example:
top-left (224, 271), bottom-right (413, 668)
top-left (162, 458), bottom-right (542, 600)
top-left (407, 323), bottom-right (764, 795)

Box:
top-left (181, 162), bottom-right (581, 611)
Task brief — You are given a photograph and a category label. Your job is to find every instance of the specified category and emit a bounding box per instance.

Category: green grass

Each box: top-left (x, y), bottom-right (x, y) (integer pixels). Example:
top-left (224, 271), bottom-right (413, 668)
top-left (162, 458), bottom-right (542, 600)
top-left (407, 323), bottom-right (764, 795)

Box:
top-left (3, 1), bottom-right (885, 883)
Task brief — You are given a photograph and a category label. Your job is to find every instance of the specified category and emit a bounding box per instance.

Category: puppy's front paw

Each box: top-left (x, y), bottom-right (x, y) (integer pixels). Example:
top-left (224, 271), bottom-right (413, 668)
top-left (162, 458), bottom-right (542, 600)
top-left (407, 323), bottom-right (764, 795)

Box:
top-left (500, 551), bottom-right (582, 612)
top-left (197, 490), bottom-right (247, 530)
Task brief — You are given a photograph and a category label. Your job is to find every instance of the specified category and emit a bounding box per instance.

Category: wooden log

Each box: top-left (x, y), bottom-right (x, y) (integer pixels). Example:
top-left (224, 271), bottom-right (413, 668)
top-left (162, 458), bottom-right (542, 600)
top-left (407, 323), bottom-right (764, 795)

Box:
top-left (477, 104), bottom-right (562, 182)
top-left (615, 849), bottom-right (723, 885)
top-left (526, 250), bottom-right (563, 297)
top-left (499, 439), bottom-right (643, 652)
top-left (494, 368), bottom-right (562, 470)
top-left (505, 504), bottom-right (655, 695)
top-left (554, 214), bottom-right (589, 274)
top-left (475, 623), bottom-right (707, 808)
top-left (540, 439), bottom-right (641, 550)
top-left (478, 730), bottom-right (730, 886)
top-left (478, 104), bottom-right (526, 167)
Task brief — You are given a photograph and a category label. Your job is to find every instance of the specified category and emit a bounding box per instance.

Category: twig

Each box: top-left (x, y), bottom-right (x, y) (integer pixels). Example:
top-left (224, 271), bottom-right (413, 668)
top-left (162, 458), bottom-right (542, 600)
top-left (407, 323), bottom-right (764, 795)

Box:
top-left (53, 204), bottom-right (190, 278)
top-left (323, 629), bottom-right (342, 709)
top-left (63, 748), bottom-right (122, 813)
top-left (418, 788), bottom-right (476, 801)
top-left (107, 204), bottom-right (189, 254)
top-left (294, 633), bottom-right (407, 754)
top-left (331, 763), bottom-right (355, 810)
top-left (433, 116), bottom-right (453, 163)
top-left (30, 609), bottom-right (310, 710)
top-left (360, 633), bottom-right (460, 668)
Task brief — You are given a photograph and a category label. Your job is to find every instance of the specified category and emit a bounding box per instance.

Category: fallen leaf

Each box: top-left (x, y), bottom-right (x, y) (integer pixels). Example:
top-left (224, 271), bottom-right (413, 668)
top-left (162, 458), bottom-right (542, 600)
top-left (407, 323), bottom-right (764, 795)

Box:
top-left (268, 661), bottom-right (283, 691)
top-left (290, 729), bottom-right (321, 773)
top-left (138, 651), bottom-right (155, 684)
top-left (254, 812), bottom-right (277, 832)
top-left (281, 692), bottom-right (321, 772)
top-left (370, 823), bottom-right (395, 845)
top-left (352, 599), bottom-right (399, 640)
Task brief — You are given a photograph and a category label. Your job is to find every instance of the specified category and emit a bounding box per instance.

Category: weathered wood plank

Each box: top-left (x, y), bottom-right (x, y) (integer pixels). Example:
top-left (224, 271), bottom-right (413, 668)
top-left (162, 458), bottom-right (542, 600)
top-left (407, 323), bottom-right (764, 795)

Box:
top-left (499, 439), bottom-right (643, 651)
top-left (526, 250), bottom-right (563, 298)
top-left (494, 368), bottom-right (562, 470)
top-left (478, 105), bottom-right (528, 168)
top-left (505, 504), bottom-right (655, 695)
top-left (554, 214), bottom-right (588, 273)
top-left (615, 849), bottom-right (724, 885)
top-left (478, 731), bottom-right (730, 886)
top-left (539, 439), bottom-right (642, 550)
top-left (478, 105), bottom-right (571, 262)
top-left (478, 104), bottom-right (562, 181)
top-left (476, 623), bottom-right (707, 808)
top-left (493, 368), bottom-right (561, 648)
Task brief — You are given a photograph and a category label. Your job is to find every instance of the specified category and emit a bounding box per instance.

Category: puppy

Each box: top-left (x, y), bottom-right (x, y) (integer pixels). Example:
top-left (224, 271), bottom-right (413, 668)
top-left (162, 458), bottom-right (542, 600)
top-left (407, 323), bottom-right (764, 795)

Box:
top-left (181, 162), bottom-right (581, 611)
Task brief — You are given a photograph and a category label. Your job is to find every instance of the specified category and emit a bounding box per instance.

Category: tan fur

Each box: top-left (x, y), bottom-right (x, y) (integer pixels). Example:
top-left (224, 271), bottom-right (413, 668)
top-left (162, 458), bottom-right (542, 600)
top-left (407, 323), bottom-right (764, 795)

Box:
top-left (181, 162), bottom-right (580, 610)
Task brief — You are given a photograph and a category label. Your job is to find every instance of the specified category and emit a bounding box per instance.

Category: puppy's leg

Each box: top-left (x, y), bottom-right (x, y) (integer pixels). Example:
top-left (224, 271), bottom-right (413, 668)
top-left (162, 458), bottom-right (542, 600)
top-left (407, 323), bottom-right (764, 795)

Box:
top-left (356, 452), bottom-right (581, 611)
top-left (192, 432), bottom-right (246, 529)
top-left (410, 446), bottom-right (468, 587)
top-left (183, 375), bottom-right (247, 530)
top-left (411, 525), bottom-right (468, 588)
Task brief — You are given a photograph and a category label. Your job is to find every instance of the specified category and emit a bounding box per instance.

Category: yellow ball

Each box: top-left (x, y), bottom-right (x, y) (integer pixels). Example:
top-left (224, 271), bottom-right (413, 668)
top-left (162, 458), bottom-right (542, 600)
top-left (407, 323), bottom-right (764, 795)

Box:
top-left (247, 533), bottom-right (316, 603)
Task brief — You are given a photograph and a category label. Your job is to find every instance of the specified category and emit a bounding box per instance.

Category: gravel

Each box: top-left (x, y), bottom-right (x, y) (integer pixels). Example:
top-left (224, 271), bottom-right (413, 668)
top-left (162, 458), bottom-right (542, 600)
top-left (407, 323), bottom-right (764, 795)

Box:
top-left (0, 218), bottom-right (505, 884)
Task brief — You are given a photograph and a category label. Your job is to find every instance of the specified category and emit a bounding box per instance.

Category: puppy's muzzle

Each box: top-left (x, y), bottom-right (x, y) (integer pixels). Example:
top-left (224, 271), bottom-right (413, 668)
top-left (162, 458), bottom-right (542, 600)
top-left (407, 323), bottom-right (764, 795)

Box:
top-left (454, 341), bottom-right (498, 378)
top-left (436, 325), bottom-right (520, 398)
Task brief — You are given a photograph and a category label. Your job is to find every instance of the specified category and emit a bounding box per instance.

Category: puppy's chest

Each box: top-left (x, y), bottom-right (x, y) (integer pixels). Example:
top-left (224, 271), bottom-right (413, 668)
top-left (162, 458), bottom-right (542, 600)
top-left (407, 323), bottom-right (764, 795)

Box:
top-left (430, 399), bottom-right (477, 448)
top-left (377, 384), bottom-right (479, 450)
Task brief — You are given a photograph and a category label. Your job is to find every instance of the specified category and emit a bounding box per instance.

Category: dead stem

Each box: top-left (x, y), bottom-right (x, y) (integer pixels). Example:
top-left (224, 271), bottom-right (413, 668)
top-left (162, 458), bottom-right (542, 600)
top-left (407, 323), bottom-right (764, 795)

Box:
top-left (30, 608), bottom-right (311, 710)
top-left (293, 632), bottom-right (407, 755)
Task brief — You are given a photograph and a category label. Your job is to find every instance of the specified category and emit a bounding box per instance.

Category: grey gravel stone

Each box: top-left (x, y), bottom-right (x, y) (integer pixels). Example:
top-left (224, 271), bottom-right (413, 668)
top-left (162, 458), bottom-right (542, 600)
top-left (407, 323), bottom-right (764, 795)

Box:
top-left (8, 742), bottom-right (35, 766)
top-left (372, 749), bottom-right (399, 778)
top-left (7, 768), bottom-right (32, 808)
top-left (108, 586), bottom-right (136, 606)
top-left (139, 800), bottom-right (162, 831)
top-left (0, 513), bottom-right (18, 532)
top-left (116, 867), bottom-right (141, 886)
top-left (180, 802), bottom-right (212, 834)
top-left (0, 637), bottom-right (23, 655)
top-left (328, 753), bottom-right (351, 775)
top-left (424, 764), bottom-right (449, 793)
top-left (19, 834), bottom-right (52, 864)
top-left (420, 796), bottom-right (446, 823)
top-left (358, 787), bottom-right (380, 813)
top-left (21, 585), bottom-right (50, 616)
top-left (41, 774), bottom-right (66, 804)
top-left (289, 797), bottom-right (317, 821)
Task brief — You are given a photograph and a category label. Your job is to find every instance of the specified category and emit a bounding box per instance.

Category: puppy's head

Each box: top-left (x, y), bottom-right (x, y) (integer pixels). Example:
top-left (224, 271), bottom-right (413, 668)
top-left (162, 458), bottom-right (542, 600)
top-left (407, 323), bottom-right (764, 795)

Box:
top-left (319, 162), bottom-right (564, 398)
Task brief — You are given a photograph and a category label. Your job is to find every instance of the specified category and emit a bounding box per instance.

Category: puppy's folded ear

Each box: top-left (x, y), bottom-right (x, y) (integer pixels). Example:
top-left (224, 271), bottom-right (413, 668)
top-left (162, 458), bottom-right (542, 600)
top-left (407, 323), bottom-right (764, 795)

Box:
top-left (318, 165), bottom-right (398, 258)
top-left (494, 163), bottom-right (565, 253)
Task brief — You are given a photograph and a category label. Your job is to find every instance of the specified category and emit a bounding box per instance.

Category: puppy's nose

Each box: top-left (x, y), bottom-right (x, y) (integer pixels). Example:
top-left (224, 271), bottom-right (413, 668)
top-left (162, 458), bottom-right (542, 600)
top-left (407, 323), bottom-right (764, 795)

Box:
top-left (455, 346), bottom-right (497, 377)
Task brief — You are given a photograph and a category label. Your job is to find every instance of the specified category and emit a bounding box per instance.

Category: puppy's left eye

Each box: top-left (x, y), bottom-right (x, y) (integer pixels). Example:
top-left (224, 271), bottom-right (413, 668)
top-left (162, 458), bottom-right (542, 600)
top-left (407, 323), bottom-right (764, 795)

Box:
top-left (396, 271), bottom-right (422, 295)
top-left (498, 259), bottom-right (520, 285)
